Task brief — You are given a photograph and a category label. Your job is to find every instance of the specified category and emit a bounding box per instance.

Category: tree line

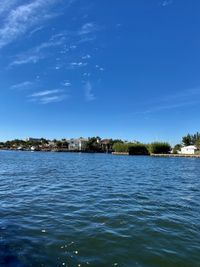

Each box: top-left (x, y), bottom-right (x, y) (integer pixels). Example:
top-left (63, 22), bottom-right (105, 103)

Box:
top-left (0, 137), bottom-right (171, 155)
top-left (182, 132), bottom-right (200, 147)
top-left (1, 132), bottom-right (199, 155)
top-left (112, 142), bottom-right (171, 155)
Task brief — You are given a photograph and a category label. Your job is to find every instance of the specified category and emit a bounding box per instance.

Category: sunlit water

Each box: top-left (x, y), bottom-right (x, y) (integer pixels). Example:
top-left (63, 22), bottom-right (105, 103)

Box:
top-left (0, 151), bottom-right (200, 267)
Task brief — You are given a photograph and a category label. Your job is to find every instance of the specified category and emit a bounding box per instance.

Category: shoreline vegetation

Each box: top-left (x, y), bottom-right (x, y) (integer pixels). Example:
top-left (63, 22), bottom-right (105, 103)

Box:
top-left (0, 132), bottom-right (200, 158)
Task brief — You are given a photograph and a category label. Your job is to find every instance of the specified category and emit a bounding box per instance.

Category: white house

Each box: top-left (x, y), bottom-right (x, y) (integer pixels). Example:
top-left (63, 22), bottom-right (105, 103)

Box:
top-left (68, 138), bottom-right (88, 151)
top-left (180, 145), bottom-right (197, 155)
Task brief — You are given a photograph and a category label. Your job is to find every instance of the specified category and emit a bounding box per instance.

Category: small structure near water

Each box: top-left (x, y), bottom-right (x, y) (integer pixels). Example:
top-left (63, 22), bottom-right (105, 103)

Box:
top-left (68, 138), bottom-right (88, 151)
top-left (179, 145), bottom-right (197, 155)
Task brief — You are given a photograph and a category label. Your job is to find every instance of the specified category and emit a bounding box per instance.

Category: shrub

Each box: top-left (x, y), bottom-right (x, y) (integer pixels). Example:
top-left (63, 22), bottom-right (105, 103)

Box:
top-left (150, 142), bottom-right (171, 154)
top-left (128, 144), bottom-right (149, 155)
top-left (112, 142), bottom-right (129, 153)
top-left (172, 144), bottom-right (181, 154)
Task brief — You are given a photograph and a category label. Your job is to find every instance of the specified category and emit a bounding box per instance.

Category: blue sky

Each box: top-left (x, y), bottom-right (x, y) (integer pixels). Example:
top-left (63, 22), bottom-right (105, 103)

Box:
top-left (0, 0), bottom-right (200, 144)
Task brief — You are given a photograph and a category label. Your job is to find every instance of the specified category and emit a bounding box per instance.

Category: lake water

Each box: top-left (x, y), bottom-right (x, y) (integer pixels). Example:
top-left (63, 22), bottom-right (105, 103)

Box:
top-left (0, 151), bottom-right (200, 267)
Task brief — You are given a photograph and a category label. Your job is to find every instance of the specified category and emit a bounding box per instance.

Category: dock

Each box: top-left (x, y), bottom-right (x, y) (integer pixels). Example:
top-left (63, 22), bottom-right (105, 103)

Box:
top-left (151, 154), bottom-right (200, 158)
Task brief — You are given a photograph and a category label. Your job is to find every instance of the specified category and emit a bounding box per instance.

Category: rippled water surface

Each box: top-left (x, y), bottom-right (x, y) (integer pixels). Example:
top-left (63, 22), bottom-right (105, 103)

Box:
top-left (0, 151), bottom-right (200, 267)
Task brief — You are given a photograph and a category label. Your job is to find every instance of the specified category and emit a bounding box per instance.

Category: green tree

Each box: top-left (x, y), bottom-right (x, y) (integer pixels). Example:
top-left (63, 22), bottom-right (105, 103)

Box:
top-left (41, 138), bottom-right (49, 144)
top-left (55, 141), bottom-right (63, 149)
top-left (150, 142), bottom-right (171, 154)
top-left (173, 144), bottom-right (181, 154)
top-left (182, 134), bottom-right (193, 146)
top-left (193, 132), bottom-right (200, 146)
top-left (85, 137), bottom-right (102, 152)
top-left (195, 139), bottom-right (200, 150)
top-left (128, 144), bottom-right (149, 155)
top-left (182, 132), bottom-right (200, 146)
top-left (62, 141), bottom-right (69, 149)
top-left (112, 142), bottom-right (129, 153)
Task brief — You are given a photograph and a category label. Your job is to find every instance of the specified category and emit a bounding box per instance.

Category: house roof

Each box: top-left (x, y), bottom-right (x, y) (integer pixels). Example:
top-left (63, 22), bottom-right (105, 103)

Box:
top-left (182, 145), bottom-right (197, 149)
top-left (68, 138), bottom-right (88, 142)
top-left (101, 139), bottom-right (111, 144)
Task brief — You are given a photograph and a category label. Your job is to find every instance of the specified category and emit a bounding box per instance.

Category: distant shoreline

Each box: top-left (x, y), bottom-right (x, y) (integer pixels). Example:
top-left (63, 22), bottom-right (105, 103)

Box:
top-left (0, 148), bottom-right (102, 153)
top-left (1, 148), bottom-right (200, 158)
top-left (113, 152), bottom-right (200, 158)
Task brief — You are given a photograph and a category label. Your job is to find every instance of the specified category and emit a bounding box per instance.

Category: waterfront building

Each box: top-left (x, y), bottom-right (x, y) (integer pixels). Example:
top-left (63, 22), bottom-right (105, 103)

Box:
top-left (68, 138), bottom-right (88, 151)
top-left (180, 145), bottom-right (197, 155)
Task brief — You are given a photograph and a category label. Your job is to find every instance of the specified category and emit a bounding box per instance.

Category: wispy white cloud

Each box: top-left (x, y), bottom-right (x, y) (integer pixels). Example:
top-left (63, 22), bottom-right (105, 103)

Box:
top-left (29, 33), bottom-right (66, 53)
top-left (40, 95), bottom-right (66, 104)
top-left (95, 65), bottom-right (104, 71)
top-left (85, 81), bottom-right (95, 101)
top-left (9, 33), bottom-right (66, 67)
top-left (70, 44), bottom-right (77, 49)
top-left (78, 22), bottom-right (98, 35)
top-left (83, 72), bottom-right (91, 77)
top-left (70, 62), bottom-right (88, 68)
top-left (77, 36), bottom-right (96, 44)
top-left (29, 89), bottom-right (67, 104)
top-left (0, 0), bottom-right (18, 15)
top-left (134, 87), bottom-right (200, 115)
top-left (30, 89), bottom-right (63, 97)
top-left (62, 81), bottom-right (71, 87)
top-left (0, 0), bottom-right (75, 49)
top-left (161, 0), bottom-right (173, 7)
top-left (10, 55), bottom-right (42, 66)
top-left (0, 0), bottom-right (58, 48)
top-left (10, 81), bottom-right (33, 90)
top-left (151, 87), bottom-right (200, 104)
top-left (134, 100), bottom-right (200, 115)
top-left (29, 26), bottom-right (44, 37)
top-left (82, 54), bottom-right (91, 60)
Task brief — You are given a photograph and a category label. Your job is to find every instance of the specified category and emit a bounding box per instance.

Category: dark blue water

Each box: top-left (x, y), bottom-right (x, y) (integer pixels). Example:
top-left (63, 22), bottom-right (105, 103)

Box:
top-left (0, 151), bottom-right (200, 267)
